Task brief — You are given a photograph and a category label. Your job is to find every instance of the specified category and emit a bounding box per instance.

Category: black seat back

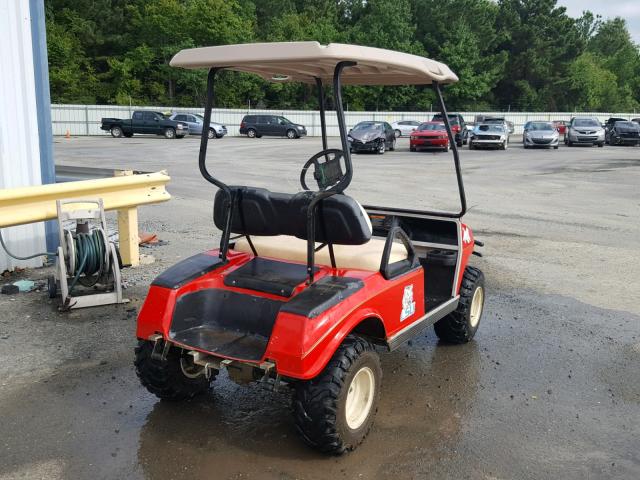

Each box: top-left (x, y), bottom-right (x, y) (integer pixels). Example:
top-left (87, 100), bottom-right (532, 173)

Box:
top-left (213, 187), bottom-right (371, 245)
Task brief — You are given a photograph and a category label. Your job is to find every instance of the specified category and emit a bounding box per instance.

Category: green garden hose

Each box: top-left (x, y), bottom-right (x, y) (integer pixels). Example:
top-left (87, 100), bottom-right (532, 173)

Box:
top-left (68, 229), bottom-right (107, 293)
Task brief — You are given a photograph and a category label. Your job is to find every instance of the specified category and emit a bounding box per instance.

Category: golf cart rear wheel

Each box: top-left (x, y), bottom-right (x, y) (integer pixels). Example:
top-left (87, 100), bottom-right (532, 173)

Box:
top-left (293, 335), bottom-right (381, 454)
top-left (134, 340), bottom-right (215, 401)
top-left (434, 266), bottom-right (485, 344)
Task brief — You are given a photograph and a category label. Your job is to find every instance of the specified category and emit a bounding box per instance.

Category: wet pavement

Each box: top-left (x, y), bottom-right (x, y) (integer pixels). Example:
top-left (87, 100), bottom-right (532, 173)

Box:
top-left (1, 136), bottom-right (639, 479)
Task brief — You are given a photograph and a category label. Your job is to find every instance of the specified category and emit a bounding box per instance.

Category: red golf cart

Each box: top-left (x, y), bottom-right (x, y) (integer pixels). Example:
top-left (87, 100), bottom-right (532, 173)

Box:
top-left (135, 42), bottom-right (485, 454)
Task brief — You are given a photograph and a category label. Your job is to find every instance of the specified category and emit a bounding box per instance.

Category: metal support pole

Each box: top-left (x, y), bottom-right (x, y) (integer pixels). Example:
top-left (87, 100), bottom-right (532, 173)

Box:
top-left (433, 82), bottom-right (467, 218)
top-left (315, 78), bottom-right (328, 150)
top-left (333, 61), bottom-right (356, 188)
top-left (199, 68), bottom-right (233, 261)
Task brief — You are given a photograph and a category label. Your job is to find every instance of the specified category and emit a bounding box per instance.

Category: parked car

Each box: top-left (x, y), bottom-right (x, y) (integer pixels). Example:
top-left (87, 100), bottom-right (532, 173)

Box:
top-left (522, 121), bottom-right (559, 149)
top-left (481, 117), bottom-right (513, 135)
top-left (552, 120), bottom-right (568, 135)
top-left (468, 123), bottom-right (509, 150)
top-left (604, 117), bottom-right (627, 133)
top-left (432, 113), bottom-right (467, 146)
top-left (169, 113), bottom-right (227, 138)
top-left (239, 114), bottom-right (306, 138)
top-left (565, 117), bottom-right (605, 147)
top-left (632, 118), bottom-right (640, 125)
top-left (473, 115), bottom-right (513, 134)
top-left (409, 122), bottom-right (449, 152)
top-left (391, 120), bottom-right (421, 137)
top-left (606, 120), bottom-right (640, 146)
top-left (348, 121), bottom-right (396, 154)
top-left (100, 110), bottom-right (188, 139)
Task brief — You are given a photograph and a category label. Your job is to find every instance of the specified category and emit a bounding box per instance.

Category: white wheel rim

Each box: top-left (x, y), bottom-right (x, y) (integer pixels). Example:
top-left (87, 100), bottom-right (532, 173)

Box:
top-left (470, 286), bottom-right (484, 328)
top-left (345, 366), bottom-right (375, 430)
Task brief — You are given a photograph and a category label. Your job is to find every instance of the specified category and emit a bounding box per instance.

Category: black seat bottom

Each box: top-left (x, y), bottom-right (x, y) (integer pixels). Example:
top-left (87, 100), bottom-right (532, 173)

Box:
top-left (169, 289), bottom-right (284, 361)
top-left (224, 257), bottom-right (317, 297)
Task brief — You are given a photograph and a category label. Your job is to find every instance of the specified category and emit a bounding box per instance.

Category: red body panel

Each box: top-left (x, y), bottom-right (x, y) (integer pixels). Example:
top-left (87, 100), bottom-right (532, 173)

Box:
top-left (137, 224), bottom-right (475, 380)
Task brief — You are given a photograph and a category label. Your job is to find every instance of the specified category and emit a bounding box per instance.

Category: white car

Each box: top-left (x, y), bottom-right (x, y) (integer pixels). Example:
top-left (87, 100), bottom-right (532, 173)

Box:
top-left (469, 124), bottom-right (509, 150)
top-left (391, 120), bottom-right (421, 137)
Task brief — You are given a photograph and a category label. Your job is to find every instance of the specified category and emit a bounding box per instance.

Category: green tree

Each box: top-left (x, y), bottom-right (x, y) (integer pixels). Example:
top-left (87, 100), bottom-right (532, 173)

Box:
top-left (413, 0), bottom-right (506, 109)
top-left (494, 0), bottom-right (584, 110)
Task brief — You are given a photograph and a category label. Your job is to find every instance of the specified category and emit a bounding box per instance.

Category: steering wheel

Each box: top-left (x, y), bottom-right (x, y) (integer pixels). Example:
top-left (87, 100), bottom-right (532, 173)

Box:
top-left (300, 149), bottom-right (347, 192)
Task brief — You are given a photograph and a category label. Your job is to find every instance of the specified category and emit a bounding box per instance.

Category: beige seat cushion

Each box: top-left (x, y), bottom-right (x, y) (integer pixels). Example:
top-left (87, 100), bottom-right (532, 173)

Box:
top-left (234, 235), bottom-right (408, 272)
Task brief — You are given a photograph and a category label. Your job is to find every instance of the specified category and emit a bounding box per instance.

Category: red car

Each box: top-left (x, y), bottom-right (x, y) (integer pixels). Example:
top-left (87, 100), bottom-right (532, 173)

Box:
top-left (410, 122), bottom-right (450, 151)
top-left (552, 120), bottom-right (568, 135)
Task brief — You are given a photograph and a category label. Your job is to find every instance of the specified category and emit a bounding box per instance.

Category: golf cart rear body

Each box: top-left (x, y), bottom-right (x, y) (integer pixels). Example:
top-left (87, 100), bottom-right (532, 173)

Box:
top-left (135, 41), bottom-right (484, 453)
top-left (137, 213), bottom-right (475, 380)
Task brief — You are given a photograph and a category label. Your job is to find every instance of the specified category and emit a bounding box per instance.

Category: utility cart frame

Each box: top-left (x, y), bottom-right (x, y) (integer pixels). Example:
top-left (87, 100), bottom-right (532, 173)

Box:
top-left (135, 42), bottom-right (485, 454)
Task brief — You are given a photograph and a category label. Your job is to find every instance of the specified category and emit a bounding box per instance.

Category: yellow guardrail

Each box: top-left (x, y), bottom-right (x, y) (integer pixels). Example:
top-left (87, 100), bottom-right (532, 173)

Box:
top-left (0, 171), bottom-right (171, 266)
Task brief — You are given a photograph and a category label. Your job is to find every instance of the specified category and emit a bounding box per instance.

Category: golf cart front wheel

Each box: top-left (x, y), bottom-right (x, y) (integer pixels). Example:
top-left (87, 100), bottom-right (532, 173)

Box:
top-left (434, 266), bottom-right (485, 344)
top-left (134, 340), bottom-right (215, 400)
top-left (293, 335), bottom-right (381, 454)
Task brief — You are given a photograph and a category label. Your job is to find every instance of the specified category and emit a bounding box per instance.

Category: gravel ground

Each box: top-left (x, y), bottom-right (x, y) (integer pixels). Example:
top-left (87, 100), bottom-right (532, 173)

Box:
top-left (0, 134), bottom-right (638, 480)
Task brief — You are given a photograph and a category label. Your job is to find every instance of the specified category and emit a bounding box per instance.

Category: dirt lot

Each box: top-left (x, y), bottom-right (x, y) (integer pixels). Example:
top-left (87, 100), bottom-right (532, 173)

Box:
top-left (1, 135), bottom-right (639, 479)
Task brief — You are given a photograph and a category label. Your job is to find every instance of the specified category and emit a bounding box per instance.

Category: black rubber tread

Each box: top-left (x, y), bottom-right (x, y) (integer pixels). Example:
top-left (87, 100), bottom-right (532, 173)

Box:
top-left (293, 335), bottom-right (381, 454)
top-left (434, 266), bottom-right (485, 344)
top-left (134, 340), bottom-right (214, 401)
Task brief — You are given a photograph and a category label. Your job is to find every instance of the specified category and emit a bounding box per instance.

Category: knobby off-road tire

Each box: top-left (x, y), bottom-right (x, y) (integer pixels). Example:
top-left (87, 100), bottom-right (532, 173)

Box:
top-left (434, 266), bottom-right (485, 344)
top-left (135, 340), bottom-right (215, 400)
top-left (293, 335), bottom-right (382, 454)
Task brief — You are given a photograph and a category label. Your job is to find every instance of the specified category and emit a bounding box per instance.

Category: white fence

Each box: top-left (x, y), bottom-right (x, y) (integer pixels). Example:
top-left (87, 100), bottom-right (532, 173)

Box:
top-left (51, 104), bottom-right (639, 136)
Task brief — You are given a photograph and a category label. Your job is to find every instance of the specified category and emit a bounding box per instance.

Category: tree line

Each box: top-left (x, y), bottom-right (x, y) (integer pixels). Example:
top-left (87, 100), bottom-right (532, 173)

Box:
top-left (46, 0), bottom-right (640, 112)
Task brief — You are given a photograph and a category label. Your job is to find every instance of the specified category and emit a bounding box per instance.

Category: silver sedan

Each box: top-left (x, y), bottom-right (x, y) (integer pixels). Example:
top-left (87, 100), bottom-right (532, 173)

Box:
top-left (169, 113), bottom-right (227, 138)
top-left (523, 121), bottom-right (559, 149)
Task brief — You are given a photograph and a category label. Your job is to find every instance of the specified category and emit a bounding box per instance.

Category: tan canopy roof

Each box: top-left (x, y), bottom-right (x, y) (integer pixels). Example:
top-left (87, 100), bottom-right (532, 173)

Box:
top-left (170, 42), bottom-right (458, 86)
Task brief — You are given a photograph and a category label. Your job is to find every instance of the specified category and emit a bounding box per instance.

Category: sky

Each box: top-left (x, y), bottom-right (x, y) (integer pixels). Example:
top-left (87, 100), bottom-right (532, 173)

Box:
top-left (558, 0), bottom-right (640, 44)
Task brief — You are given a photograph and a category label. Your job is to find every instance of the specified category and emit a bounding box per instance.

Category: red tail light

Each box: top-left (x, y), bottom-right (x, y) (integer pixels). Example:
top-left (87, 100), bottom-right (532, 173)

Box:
top-left (240, 122), bottom-right (245, 128)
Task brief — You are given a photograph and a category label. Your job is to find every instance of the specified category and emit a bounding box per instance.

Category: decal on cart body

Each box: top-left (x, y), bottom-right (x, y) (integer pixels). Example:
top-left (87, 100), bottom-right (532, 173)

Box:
top-left (400, 284), bottom-right (416, 321)
top-left (462, 226), bottom-right (472, 245)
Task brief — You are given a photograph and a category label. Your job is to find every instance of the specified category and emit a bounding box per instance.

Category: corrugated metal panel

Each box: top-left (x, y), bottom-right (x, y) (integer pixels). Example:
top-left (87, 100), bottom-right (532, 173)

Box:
top-left (0, 0), bottom-right (46, 271)
top-left (51, 104), bottom-right (639, 136)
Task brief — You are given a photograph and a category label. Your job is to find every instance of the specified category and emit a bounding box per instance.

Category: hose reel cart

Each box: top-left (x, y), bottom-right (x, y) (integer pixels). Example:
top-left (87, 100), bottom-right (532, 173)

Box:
top-left (49, 199), bottom-right (128, 309)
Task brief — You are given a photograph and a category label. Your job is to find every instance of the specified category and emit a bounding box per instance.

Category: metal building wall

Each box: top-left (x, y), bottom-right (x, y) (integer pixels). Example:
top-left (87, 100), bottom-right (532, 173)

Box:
top-left (0, 0), bottom-right (46, 271)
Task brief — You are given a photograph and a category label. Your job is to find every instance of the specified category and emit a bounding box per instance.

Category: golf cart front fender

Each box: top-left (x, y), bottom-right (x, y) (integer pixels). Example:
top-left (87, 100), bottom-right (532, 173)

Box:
top-left (456, 223), bottom-right (475, 293)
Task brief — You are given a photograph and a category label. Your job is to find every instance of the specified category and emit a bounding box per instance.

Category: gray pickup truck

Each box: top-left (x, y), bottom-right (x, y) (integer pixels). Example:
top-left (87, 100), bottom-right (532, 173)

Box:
top-left (101, 110), bottom-right (189, 139)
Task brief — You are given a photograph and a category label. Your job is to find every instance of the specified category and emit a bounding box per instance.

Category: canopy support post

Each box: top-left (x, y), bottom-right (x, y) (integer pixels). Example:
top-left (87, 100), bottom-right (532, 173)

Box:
top-left (305, 62), bottom-right (357, 285)
top-left (315, 78), bottom-right (328, 151)
top-left (200, 67), bottom-right (233, 261)
top-left (333, 61), bottom-right (356, 188)
top-left (433, 81), bottom-right (467, 218)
